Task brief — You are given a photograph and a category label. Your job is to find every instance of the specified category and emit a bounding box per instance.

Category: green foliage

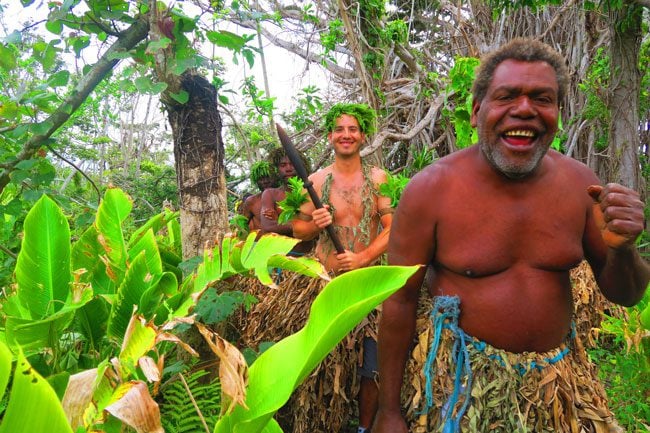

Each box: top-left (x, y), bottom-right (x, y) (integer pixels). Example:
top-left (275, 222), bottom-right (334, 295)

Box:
top-left (320, 19), bottom-right (345, 56)
top-left (444, 56), bottom-right (479, 149)
top-left (588, 303), bottom-right (650, 430)
top-left (550, 115), bottom-right (565, 152)
top-left (206, 30), bottom-right (257, 68)
top-left (0, 342), bottom-right (73, 433)
top-left (241, 77), bottom-right (276, 123)
top-left (379, 171), bottom-right (409, 208)
top-left (578, 47), bottom-right (610, 151)
top-left (250, 161), bottom-right (273, 184)
top-left (277, 177), bottom-right (308, 224)
top-left (382, 19), bottom-right (408, 44)
top-left (230, 213), bottom-right (251, 240)
top-left (324, 103), bottom-right (377, 135)
top-left (285, 85), bottom-right (324, 132)
top-left (160, 369), bottom-right (222, 433)
top-left (406, 146), bottom-right (436, 177)
top-left (194, 288), bottom-right (257, 325)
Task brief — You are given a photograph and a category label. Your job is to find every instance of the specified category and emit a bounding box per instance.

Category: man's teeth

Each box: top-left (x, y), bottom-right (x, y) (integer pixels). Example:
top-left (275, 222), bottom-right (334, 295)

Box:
top-left (504, 130), bottom-right (535, 137)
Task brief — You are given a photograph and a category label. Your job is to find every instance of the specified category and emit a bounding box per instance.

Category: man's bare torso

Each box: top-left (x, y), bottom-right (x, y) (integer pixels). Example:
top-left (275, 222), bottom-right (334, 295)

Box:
top-left (311, 165), bottom-right (383, 272)
top-left (412, 148), bottom-right (599, 352)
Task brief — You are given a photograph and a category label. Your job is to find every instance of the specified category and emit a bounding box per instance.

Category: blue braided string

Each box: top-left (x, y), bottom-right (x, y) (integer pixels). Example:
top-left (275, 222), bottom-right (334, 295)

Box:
top-left (422, 296), bottom-right (473, 433)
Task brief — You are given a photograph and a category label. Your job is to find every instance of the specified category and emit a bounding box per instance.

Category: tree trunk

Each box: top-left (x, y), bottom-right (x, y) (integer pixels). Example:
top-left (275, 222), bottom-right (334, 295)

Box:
top-left (604, 4), bottom-right (642, 189)
top-left (167, 73), bottom-right (228, 259)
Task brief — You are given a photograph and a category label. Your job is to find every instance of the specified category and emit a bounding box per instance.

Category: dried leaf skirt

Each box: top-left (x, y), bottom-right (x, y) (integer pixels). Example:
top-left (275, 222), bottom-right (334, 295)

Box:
top-left (403, 298), bottom-right (621, 432)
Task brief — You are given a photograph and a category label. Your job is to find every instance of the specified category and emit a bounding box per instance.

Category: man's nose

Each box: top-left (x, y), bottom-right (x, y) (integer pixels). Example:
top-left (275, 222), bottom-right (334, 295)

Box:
top-left (511, 96), bottom-right (536, 117)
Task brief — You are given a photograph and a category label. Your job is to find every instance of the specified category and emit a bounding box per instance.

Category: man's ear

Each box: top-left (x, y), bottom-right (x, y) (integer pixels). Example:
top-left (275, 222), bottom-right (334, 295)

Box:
top-left (470, 98), bottom-right (480, 128)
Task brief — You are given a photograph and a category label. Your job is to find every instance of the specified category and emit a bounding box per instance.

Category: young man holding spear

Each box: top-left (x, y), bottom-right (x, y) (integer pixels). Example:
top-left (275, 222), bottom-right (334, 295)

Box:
top-left (291, 103), bottom-right (394, 433)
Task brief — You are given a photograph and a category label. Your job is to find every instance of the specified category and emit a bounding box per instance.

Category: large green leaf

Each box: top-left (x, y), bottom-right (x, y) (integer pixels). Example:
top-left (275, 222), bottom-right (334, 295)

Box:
top-left (15, 194), bottom-right (71, 318)
top-left (214, 265), bottom-right (419, 433)
top-left (107, 252), bottom-right (157, 342)
top-left (128, 228), bottom-right (163, 277)
top-left (0, 342), bottom-right (73, 433)
top-left (127, 208), bottom-right (179, 249)
top-left (73, 297), bottom-right (110, 353)
top-left (5, 285), bottom-right (93, 353)
top-left (118, 315), bottom-right (156, 378)
top-left (71, 225), bottom-right (114, 295)
top-left (95, 187), bottom-right (132, 286)
top-left (0, 341), bottom-right (11, 400)
top-left (139, 271), bottom-right (177, 320)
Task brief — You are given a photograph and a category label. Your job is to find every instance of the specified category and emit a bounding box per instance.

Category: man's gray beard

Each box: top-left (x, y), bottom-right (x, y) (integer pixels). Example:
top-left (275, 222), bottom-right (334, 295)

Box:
top-left (481, 143), bottom-right (548, 179)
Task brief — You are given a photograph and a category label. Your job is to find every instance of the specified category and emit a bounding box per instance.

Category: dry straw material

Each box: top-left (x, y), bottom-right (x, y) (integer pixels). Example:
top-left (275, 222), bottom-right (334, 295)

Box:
top-left (233, 261), bottom-right (623, 433)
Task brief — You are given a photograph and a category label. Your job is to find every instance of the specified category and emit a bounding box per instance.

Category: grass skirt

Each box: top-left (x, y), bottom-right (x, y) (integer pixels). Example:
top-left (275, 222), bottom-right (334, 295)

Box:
top-left (402, 262), bottom-right (623, 433)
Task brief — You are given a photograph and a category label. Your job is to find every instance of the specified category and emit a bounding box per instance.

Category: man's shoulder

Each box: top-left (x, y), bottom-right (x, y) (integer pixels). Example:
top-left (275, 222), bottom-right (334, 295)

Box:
top-left (309, 165), bottom-right (333, 184)
top-left (262, 187), bottom-right (286, 199)
top-left (547, 150), bottom-right (599, 182)
top-left (244, 192), bottom-right (263, 203)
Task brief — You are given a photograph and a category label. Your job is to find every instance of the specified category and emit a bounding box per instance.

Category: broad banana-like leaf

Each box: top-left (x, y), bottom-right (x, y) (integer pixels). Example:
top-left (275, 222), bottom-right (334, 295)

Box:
top-left (139, 271), bottom-right (178, 320)
top-left (0, 340), bottom-right (10, 400)
top-left (107, 252), bottom-right (158, 342)
top-left (237, 233), bottom-right (301, 286)
top-left (71, 225), bottom-right (114, 295)
top-left (128, 229), bottom-right (163, 277)
top-left (214, 265), bottom-right (419, 433)
top-left (127, 208), bottom-right (179, 249)
top-left (15, 194), bottom-right (71, 318)
top-left (95, 187), bottom-right (132, 287)
top-left (193, 233), bottom-right (323, 294)
top-left (640, 303), bottom-right (650, 330)
top-left (5, 284), bottom-right (93, 353)
top-left (0, 342), bottom-right (73, 433)
top-left (74, 297), bottom-right (110, 352)
top-left (118, 315), bottom-right (157, 378)
top-left (266, 255), bottom-right (328, 280)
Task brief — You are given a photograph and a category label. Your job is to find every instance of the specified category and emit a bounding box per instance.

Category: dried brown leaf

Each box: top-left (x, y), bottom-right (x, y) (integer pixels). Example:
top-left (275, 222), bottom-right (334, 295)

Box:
top-left (196, 322), bottom-right (249, 413)
top-left (105, 381), bottom-right (163, 433)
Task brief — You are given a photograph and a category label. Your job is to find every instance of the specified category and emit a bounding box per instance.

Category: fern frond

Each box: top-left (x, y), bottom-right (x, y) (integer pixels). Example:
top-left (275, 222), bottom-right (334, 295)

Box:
top-left (159, 369), bottom-right (222, 433)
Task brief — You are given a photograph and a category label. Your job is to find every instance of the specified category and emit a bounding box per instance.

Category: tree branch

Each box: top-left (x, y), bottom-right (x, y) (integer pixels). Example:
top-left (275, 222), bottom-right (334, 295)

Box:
top-left (230, 17), bottom-right (355, 80)
top-left (361, 93), bottom-right (446, 156)
top-left (0, 16), bottom-right (150, 194)
top-left (631, 0), bottom-right (650, 8)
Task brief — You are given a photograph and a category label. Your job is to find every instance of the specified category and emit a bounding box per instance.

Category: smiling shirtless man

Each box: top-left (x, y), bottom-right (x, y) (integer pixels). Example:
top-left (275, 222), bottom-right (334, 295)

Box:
top-left (374, 38), bottom-right (650, 433)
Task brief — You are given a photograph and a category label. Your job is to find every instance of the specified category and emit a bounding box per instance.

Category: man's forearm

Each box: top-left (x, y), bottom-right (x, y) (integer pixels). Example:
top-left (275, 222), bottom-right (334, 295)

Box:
top-left (359, 228), bottom-right (390, 266)
top-left (292, 218), bottom-right (321, 241)
top-left (597, 245), bottom-right (650, 306)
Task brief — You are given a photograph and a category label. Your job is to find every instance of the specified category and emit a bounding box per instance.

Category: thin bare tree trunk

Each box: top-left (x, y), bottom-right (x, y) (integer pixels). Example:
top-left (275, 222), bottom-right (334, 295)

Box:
top-left (604, 4), bottom-right (642, 189)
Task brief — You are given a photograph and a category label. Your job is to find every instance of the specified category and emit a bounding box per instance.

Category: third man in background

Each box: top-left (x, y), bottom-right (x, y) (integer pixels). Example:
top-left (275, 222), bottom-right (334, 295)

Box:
top-left (239, 160), bottom-right (276, 232)
top-left (261, 147), bottom-right (314, 256)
